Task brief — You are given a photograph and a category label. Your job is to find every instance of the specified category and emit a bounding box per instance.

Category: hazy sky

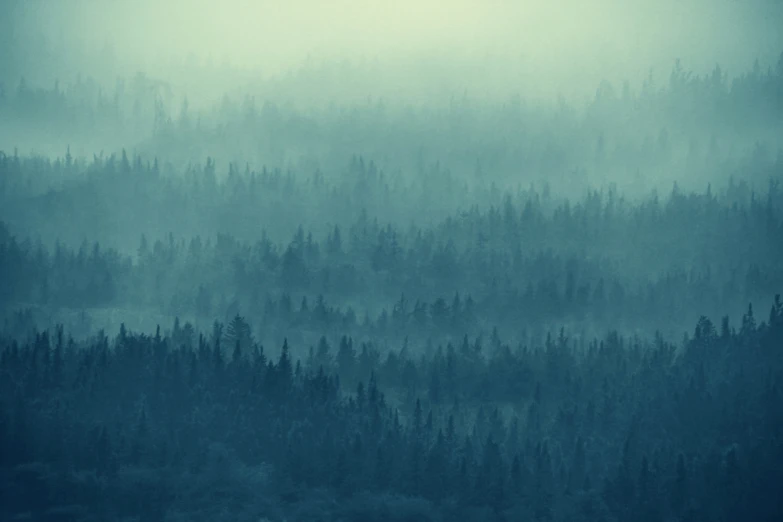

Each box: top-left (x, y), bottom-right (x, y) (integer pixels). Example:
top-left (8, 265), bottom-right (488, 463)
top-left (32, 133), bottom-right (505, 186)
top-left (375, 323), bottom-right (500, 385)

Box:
top-left (4, 0), bottom-right (783, 99)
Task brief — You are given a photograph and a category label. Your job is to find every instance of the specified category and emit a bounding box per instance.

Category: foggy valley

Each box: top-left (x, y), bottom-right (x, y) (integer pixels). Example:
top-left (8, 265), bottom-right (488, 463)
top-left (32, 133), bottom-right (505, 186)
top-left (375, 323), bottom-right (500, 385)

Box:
top-left (1, 1), bottom-right (782, 521)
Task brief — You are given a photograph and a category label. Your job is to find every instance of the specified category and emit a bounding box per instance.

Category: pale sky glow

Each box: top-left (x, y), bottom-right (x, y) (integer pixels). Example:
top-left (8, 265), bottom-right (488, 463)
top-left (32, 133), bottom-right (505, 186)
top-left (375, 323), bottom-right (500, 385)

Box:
top-left (4, 0), bottom-right (783, 101)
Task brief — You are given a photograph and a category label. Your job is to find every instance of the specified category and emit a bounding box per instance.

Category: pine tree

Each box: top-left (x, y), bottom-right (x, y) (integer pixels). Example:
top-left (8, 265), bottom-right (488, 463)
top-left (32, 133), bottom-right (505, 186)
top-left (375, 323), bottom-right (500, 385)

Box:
top-left (225, 314), bottom-right (252, 357)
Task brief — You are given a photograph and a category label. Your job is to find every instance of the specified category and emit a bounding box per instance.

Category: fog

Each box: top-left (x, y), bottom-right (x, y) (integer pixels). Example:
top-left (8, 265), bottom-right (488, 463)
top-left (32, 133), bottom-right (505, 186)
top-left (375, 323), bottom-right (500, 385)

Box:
top-left (5, 0), bottom-right (783, 99)
top-left (1, 1), bottom-right (783, 521)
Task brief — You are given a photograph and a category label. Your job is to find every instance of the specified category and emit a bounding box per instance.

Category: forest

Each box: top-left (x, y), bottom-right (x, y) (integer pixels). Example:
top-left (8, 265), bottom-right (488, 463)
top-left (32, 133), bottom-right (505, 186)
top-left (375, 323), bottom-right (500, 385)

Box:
top-left (2, 1), bottom-right (783, 521)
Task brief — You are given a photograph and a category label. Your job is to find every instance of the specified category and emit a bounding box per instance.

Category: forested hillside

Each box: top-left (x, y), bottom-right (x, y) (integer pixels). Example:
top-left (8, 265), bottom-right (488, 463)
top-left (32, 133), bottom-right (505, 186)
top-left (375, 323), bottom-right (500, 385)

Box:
top-left (1, 1), bottom-right (782, 519)
top-left (1, 300), bottom-right (782, 521)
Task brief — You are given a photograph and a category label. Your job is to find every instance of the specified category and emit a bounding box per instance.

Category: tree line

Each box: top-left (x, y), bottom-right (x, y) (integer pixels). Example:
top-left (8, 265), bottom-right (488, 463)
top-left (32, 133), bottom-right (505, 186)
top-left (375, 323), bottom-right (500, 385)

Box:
top-left (1, 297), bottom-right (781, 521)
